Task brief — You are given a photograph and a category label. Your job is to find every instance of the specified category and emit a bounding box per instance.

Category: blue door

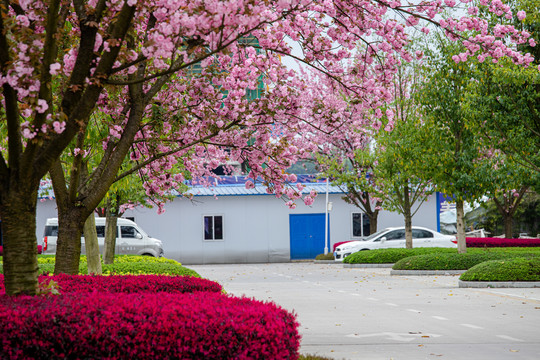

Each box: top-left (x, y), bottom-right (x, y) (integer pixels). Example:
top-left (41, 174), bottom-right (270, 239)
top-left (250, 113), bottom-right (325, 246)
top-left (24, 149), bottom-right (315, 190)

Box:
top-left (289, 213), bottom-right (328, 259)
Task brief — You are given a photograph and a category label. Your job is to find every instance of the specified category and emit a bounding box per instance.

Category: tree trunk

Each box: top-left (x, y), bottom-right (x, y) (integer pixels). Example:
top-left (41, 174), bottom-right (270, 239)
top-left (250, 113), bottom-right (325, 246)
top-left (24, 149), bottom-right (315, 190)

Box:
top-left (403, 185), bottom-right (413, 249)
top-left (404, 212), bottom-right (413, 249)
top-left (0, 190), bottom-right (39, 295)
top-left (103, 214), bottom-right (118, 265)
top-left (503, 214), bottom-right (513, 239)
top-left (367, 209), bottom-right (379, 235)
top-left (84, 213), bottom-right (102, 274)
top-left (456, 200), bottom-right (467, 254)
top-left (54, 209), bottom-right (86, 274)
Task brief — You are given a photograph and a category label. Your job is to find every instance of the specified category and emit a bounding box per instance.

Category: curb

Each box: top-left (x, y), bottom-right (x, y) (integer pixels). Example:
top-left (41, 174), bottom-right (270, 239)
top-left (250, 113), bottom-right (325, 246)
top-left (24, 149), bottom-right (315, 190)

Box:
top-left (459, 280), bottom-right (540, 288)
top-left (313, 260), bottom-right (342, 264)
top-left (344, 263), bottom-right (394, 268)
top-left (391, 270), bottom-right (466, 276)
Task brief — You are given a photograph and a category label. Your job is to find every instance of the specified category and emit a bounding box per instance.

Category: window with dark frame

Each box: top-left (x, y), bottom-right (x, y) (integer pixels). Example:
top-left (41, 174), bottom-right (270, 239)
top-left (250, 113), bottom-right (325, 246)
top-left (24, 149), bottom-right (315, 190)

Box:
top-left (352, 213), bottom-right (371, 238)
top-left (352, 213), bottom-right (362, 237)
top-left (121, 226), bottom-right (139, 239)
top-left (204, 215), bottom-right (223, 240)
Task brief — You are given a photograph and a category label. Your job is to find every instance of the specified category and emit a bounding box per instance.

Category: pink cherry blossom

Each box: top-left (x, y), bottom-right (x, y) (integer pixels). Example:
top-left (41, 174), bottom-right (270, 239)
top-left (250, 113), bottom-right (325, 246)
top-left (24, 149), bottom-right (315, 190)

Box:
top-left (36, 99), bottom-right (48, 113)
top-left (49, 63), bottom-right (61, 75)
top-left (53, 121), bottom-right (65, 134)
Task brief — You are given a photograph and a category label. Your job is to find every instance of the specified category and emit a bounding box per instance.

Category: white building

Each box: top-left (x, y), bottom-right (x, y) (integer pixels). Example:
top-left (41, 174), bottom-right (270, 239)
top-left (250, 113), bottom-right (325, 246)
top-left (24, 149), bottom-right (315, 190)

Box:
top-left (36, 176), bottom-right (440, 264)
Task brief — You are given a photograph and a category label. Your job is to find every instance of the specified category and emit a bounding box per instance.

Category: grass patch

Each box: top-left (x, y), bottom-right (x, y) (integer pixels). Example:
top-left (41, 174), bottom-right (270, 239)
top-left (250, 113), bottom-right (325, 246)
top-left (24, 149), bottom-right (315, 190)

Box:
top-left (393, 251), bottom-right (540, 270)
top-left (460, 257), bottom-right (540, 282)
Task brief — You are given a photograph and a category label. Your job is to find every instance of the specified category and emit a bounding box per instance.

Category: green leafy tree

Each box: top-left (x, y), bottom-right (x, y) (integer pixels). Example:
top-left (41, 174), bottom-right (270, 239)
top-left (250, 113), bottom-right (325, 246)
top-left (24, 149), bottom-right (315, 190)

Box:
top-left (416, 36), bottom-right (494, 253)
top-left (466, 0), bottom-right (539, 176)
top-left (50, 109), bottom-right (188, 271)
top-left (372, 117), bottom-right (436, 248)
top-left (463, 0), bottom-right (540, 236)
top-left (466, 190), bottom-right (540, 237)
top-left (319, 60), bottom-right (436, 246)
top-left (318, 148), bottom-right (382, 235)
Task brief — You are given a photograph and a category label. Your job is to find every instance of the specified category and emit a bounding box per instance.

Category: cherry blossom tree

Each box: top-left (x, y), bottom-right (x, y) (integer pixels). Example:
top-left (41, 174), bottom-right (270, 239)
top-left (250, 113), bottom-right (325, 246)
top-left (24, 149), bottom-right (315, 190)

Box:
top-left (320, 58), bottom-right (435, 247)
top-left (0, 0), bottom-right (534, 295)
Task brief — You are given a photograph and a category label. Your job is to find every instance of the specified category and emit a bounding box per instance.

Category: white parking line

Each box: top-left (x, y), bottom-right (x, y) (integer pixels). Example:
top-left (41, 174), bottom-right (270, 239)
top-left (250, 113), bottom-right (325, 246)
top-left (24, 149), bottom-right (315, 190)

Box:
top-left (367, 297), bottom-right (378, 301)
top-left (432, 316), bottom-right (449, 321)
top-left (487, 291), bottom-right (540, 302)
top-left (407, 309), bottom-right (421, 313)
top-left (496, 335), bottom-right (525, 342)
top-left (460, 324), bottom-right (484, 329)
top-left (351, 293), bottom-right (361, 296)
top-left (385, 302), bottom-right (398, 307)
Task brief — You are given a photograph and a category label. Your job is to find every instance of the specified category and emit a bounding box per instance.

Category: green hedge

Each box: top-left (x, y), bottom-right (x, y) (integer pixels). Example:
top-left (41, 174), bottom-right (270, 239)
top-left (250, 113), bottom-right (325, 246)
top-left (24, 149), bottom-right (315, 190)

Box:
top-left (344, 247), bottom-right (540, 265)
top-left (315, 253), bottom-right (335, 261)
top-left (1, 256), bottom-right (199, 277)
top-left (343, 248), bottom-right (457, 264)
top-left (460, 257), bottom-right (540, 282)
top-left (96, 262), bottom-right (200, 277)
top-left (393, 252), bottom-right (539, 270)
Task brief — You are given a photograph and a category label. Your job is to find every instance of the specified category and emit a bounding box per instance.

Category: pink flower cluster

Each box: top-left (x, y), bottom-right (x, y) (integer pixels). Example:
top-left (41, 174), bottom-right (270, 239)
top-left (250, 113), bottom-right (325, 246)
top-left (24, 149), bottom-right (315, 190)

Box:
top-left (0, 274), bottom-right (300, 359)
top-left (466, 237), bottom-right (540, 247)
top-left (1, 0), bottom-right (535, 215)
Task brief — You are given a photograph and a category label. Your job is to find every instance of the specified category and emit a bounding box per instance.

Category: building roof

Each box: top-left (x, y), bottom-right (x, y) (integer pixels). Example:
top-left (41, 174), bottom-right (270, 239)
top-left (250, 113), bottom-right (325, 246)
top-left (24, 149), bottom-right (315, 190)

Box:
top-left (186, 175), bottom-right (344, 197)
top-left (38, 175), bottom-right (345, 199)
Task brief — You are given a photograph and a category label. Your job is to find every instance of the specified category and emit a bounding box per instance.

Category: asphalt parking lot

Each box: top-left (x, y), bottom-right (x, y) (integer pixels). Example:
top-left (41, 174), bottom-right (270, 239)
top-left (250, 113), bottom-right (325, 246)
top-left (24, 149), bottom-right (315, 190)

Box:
top-left (189, 262), bottom-right (540, 360)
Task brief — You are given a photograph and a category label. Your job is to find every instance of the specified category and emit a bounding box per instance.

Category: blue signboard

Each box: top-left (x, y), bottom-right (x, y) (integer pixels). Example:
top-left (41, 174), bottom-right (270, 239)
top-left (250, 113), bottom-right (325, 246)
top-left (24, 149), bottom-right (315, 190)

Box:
top-left (437, 192), bottom-right (456, 232)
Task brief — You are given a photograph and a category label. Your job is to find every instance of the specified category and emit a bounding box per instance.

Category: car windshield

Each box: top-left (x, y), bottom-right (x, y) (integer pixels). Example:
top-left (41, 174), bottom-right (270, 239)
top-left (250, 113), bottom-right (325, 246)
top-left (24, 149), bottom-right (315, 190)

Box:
top-left (362, 228), bottom-right (391, 241)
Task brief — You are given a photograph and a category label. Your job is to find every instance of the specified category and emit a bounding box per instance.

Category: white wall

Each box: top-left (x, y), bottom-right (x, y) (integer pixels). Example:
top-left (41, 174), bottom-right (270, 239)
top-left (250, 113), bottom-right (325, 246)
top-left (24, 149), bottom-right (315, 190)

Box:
top-left (36, 193), bottom-right (438, 264)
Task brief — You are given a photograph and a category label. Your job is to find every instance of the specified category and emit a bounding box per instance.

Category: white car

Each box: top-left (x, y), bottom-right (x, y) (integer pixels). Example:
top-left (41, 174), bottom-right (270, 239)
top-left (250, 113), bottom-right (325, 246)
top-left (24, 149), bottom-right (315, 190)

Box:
top-left (334, 226), bottom-right (457, 261)
top-left (42, 217), bottom-right (164, 257)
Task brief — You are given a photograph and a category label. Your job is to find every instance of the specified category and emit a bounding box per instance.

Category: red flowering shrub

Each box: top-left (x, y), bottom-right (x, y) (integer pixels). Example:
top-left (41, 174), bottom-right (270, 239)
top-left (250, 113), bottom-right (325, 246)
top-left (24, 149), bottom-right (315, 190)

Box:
top-left (45, 274), bottom-right (222, 294)
top-left (467, 237), bottom-right (540, 247)
top-left (0, 274), bottom-right (222, 295)
top-left (0, 291), bottom-right (300, 359)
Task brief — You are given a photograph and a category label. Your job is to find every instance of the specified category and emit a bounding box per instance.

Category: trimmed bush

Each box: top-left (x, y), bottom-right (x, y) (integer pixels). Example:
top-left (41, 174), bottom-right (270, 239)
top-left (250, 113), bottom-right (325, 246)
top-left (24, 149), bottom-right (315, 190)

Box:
top-left (343, 248), bottom-right (457, 264)
top-left (393, 252), bottom-right (539, 270)
top-left (299, 355), bottom-right (337, 360)
top-left (0, 274), bottom-right (222, 295)
top-left (460, 257), bottom-right (540, 282)
top-left (467, 237), bottom-right (540, 247)
top-left (0, 291), bottom-right (300, 359)
top-left (49, 274), bottom-right (221, 294)
top-left (93, 262), bottom-right (200, 277)
top-left (315, 253), bottom-right (335, 261)
top-left (37, 255), bottom-right (181, 265)
top-left (1, 261), bottom-right (199, 277)
top-left (25, 255), bottom-right (201, 277)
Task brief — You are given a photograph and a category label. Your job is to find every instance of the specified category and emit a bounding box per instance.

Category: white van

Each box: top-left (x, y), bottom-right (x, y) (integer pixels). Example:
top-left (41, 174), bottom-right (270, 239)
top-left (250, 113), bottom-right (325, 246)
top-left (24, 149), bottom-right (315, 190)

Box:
top-left (41, 217), bottom-right (164, 257)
